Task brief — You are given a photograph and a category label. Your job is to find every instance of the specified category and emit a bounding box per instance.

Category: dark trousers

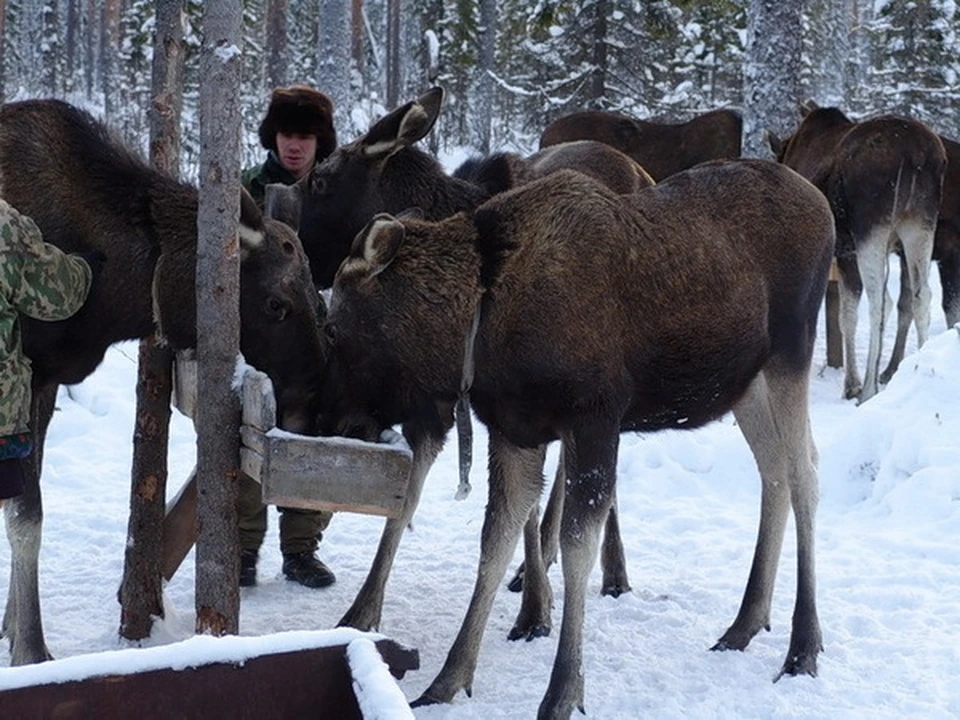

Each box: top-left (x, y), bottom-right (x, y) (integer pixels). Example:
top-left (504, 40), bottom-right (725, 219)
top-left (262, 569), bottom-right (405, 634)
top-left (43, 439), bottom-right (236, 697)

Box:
top-left (0, 458), bottom-right (26, 500)
top-left (237, 472), bottom-right (332, 556)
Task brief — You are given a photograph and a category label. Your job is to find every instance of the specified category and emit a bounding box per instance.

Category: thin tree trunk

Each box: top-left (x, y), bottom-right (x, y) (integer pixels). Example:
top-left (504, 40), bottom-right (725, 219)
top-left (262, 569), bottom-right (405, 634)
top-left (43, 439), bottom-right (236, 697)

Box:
top-left (588, 0), bottom-right (609, 106)
top-left (265, 0), bottom-right (288, 89)
top-left (742, 0), bottom-right (804, 159)
top-left (0, 0), bottom-right (7, 103)
top-left (119, 0), bottom-right (184, 643)
top-left (195, 0), bottom-right (243, 638)
top-left (385, 0), bottom-right (401, 108)
top-left (475, 0), bottom-right (496, 154)
top-left (85, 0), bottom-right (96, 97)
top-left (42, 0), bottom-right (60, 95)
top-left (351, 0), bottom-right (364, 70)
top-left (65, 0), bottom-right (79, 91)
top-left (101, 0), bottom-right (121, 117)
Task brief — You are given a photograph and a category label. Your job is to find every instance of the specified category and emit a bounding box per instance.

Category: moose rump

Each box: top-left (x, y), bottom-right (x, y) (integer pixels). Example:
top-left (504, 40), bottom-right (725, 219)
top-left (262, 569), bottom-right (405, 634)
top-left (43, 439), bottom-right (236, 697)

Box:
top-left (324, 160), bottom-right (835, 718)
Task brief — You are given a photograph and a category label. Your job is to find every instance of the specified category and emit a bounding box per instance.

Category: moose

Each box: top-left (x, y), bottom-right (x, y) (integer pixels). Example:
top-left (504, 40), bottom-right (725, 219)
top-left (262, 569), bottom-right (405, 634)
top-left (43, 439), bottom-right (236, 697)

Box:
top-left (770, 106), bottom-right (947, 402)
top-left (0, 99), bottom-right (327, 665)
top-left (265, 87), bottom-right (651, 634)
top-left (266, 87), bottom-right (652, 291)
top-left (539, 107), bottom-right (742, 181)
top-left (878, 133), bottom-right (960, 375)
top-left (320, 159), bottom-right (835, 717)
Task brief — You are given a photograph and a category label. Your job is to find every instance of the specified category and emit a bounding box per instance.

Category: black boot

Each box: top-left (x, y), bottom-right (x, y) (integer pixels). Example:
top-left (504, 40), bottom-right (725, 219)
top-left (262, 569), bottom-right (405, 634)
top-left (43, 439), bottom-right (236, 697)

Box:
top-left (282, 552), bottom-right (336, 588)
top-left (240, 548), bottom-right (259, 587)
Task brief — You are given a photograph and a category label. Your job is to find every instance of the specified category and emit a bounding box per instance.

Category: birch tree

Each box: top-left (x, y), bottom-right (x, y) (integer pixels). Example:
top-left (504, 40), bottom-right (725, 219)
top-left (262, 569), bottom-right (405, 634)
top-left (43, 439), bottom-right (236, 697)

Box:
top-left (742, 0), bottom-right (803, 158)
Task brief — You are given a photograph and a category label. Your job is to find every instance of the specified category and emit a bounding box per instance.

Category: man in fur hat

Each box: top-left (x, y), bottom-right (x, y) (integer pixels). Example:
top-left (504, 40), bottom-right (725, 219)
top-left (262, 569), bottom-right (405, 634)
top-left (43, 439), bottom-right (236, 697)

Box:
top-left (239, 85), bottom-right (338, 589)
top-left (242, 84), bottom-right (337, 208)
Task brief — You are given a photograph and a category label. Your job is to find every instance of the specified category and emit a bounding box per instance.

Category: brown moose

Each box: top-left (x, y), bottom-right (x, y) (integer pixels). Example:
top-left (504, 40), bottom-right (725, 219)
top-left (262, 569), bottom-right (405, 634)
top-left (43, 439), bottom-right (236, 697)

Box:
top-left (321, 160), bottom-right (835, 717)
top-left (770, 106), bottom-right (946, 402)
top-left (539, 107), bottom-right (742, 181)
top-left (267, 88), bottom-right (651, 634)
top-left (0, 99), bottom-right (327, 665)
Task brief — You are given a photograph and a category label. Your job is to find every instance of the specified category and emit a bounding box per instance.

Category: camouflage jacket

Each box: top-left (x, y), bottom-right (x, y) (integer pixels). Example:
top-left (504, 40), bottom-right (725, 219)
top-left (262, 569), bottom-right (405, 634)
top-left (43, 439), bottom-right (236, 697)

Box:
top-left (242, 151), bottom-right (302, 209)
top-left (0, 199), bottom-right (92, 440)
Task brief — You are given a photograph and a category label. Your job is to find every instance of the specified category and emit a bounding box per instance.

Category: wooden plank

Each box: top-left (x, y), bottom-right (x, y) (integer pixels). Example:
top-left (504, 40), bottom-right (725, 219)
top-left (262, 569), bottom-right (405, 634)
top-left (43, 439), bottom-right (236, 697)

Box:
top-left (825, 278), bottom-right (843, 368)
top-left (242, 368), bottom-right (277, 431)
top-left (162, 468), bottom-right (197, 581)
top-left (261, 433), bottom-right (412, 518)
top-left (239, 446), bottom-right (263, 483)
top-left (240, 425), bottom-right (266, 455)
top-left (0, 639), bottom-right (419, 720)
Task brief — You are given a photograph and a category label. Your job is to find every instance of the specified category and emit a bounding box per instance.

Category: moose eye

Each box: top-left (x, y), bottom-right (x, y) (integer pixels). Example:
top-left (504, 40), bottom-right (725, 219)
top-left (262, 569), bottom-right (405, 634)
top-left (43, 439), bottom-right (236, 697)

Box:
top-left (310, 174), bottom-right (328, 196)
top-left (266, 295), bottom-right (288, 321)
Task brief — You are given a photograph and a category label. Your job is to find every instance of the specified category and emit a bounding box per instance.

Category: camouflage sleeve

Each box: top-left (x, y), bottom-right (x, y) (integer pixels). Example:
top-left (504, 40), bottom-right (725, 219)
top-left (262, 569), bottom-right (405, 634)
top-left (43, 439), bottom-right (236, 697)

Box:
top-left (2, 204), bottom-right (92, 322)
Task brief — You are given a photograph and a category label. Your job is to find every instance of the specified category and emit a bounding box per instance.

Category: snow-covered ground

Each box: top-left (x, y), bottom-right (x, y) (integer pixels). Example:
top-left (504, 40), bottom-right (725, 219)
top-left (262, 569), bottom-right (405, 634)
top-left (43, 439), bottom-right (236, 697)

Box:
top-left (1, 257), bottom-right (958, 718)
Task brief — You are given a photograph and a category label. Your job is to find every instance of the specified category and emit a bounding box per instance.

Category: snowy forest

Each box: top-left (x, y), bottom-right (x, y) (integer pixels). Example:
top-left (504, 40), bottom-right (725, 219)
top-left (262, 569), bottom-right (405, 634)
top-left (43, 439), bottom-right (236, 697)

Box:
top-left (1, 0), bottom-right (958, 176)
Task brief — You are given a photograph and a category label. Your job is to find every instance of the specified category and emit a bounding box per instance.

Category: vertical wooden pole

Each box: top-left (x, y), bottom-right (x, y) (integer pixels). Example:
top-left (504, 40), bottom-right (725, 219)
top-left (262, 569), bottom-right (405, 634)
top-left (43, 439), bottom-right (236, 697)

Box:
top-left (195, 0), bottom-right (243, 637)
top-left (119, 0), bottom-right (184, 642)
top-left (826, 260), bottom-right (843, 368)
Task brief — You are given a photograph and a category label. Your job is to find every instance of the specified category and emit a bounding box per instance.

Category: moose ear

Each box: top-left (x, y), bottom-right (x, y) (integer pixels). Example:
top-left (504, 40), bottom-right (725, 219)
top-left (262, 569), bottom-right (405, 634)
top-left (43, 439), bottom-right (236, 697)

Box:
top-left (264, 182), bottom-right (302, 233)
top-left (354, 213), bottom-right (405, 277)
top-left (361, 87), bottom-right (444, 159)
top-left (766, 130), bottom-right (784, 157)
top-left (239, 187), bottom-right (265, 258)
top-left (799, 98), bottom-right (819, 117)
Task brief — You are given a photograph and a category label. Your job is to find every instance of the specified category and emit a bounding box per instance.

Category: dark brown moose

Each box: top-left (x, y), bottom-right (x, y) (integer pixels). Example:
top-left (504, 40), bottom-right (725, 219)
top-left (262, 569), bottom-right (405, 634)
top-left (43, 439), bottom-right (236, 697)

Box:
top-left (266, 87), bottom-right (651, 290)
top-left (885, 134), bottom-right (960, 367)
top-left (269, 88), bottom-right (651, 635)
top-left (539, 107), bottom-right (742, 181)
top-left (770, 106), bottom-right (946, 401)
top-left (0, 99), bottom-right (326, 665)
top-left (321, 160), bottom-right (835, 718)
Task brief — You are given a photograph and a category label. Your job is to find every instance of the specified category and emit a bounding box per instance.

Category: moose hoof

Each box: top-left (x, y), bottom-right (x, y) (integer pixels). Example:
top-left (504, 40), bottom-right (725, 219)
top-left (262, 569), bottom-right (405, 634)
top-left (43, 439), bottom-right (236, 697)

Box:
top-left (508, 622), bottom-right (550, 642)
top-left (774, 652), bottom-right (818, 682)
top-left (600, 578), bottom-right (631, 598)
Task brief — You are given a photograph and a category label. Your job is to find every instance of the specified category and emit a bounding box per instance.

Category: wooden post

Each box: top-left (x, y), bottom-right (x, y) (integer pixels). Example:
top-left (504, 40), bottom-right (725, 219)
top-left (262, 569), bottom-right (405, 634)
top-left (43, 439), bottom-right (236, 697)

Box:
top-left (119, 0), bottom-right (184, 642)
top-left (826, 259), bottom-right (843, 368)
top-left (195, 0), bottom-right (243, 636)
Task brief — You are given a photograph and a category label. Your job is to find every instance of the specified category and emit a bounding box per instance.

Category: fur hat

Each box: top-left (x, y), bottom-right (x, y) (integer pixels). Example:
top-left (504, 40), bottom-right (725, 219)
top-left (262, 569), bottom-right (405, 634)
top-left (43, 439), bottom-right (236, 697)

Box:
top-left (258, 85), bottom-right (337, 158)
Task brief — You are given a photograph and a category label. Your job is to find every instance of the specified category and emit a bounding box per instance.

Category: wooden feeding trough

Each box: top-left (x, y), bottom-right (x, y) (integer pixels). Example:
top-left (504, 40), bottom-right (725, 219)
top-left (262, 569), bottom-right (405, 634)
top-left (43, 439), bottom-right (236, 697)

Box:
top-left (163, 352), bottom-right (412, 579)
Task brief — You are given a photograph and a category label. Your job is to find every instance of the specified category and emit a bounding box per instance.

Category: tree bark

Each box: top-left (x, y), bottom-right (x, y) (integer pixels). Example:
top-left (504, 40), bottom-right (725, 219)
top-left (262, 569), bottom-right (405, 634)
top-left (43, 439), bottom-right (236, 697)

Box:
top-left (265, 0), bottom-right (288, 89)
top-left (196, 0), bottom-right (243, 637)
top-left (742, 0), bottom-right (804, 159)
top-left (475, 0), bottom-right (496, 154)
top-left (0, 0), bottom-right (7, 103)
top-left (385, 0), bottom-right (401, 108)
top-left (101, 0), bottom-right (121, 117)
top-left (118, 0), bottom-right (185, 643)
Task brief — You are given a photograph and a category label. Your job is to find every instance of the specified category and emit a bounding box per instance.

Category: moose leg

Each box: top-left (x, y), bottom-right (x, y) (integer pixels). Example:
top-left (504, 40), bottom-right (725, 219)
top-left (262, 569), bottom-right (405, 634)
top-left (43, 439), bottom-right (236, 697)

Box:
top-left (3, 383), bottom-right (57, 665)
top-left (337, 433), bottom-right (443, 631)
top-left (857, 229), bottom-right (896, 402)
top-left (599, 486), bottom-right (631, 597)
top-left (715, 369), bottom-right (822, 677)
top-left (938, 245), bottom-right (960, 328)
top-left (540, 420), bottom-right (619, 720)
top-left (899, 221), bottom-right (936, 349)
top-left (414, 430), bottom-right (545, 706)
top-left (836, 253), bottom-right (863, 399)
top-left (509, 448), bottom-right (553, 641)
top-left (880, 247), bottom-right (913, 384)
top-left (507, 449), bottom-right (563, 593)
